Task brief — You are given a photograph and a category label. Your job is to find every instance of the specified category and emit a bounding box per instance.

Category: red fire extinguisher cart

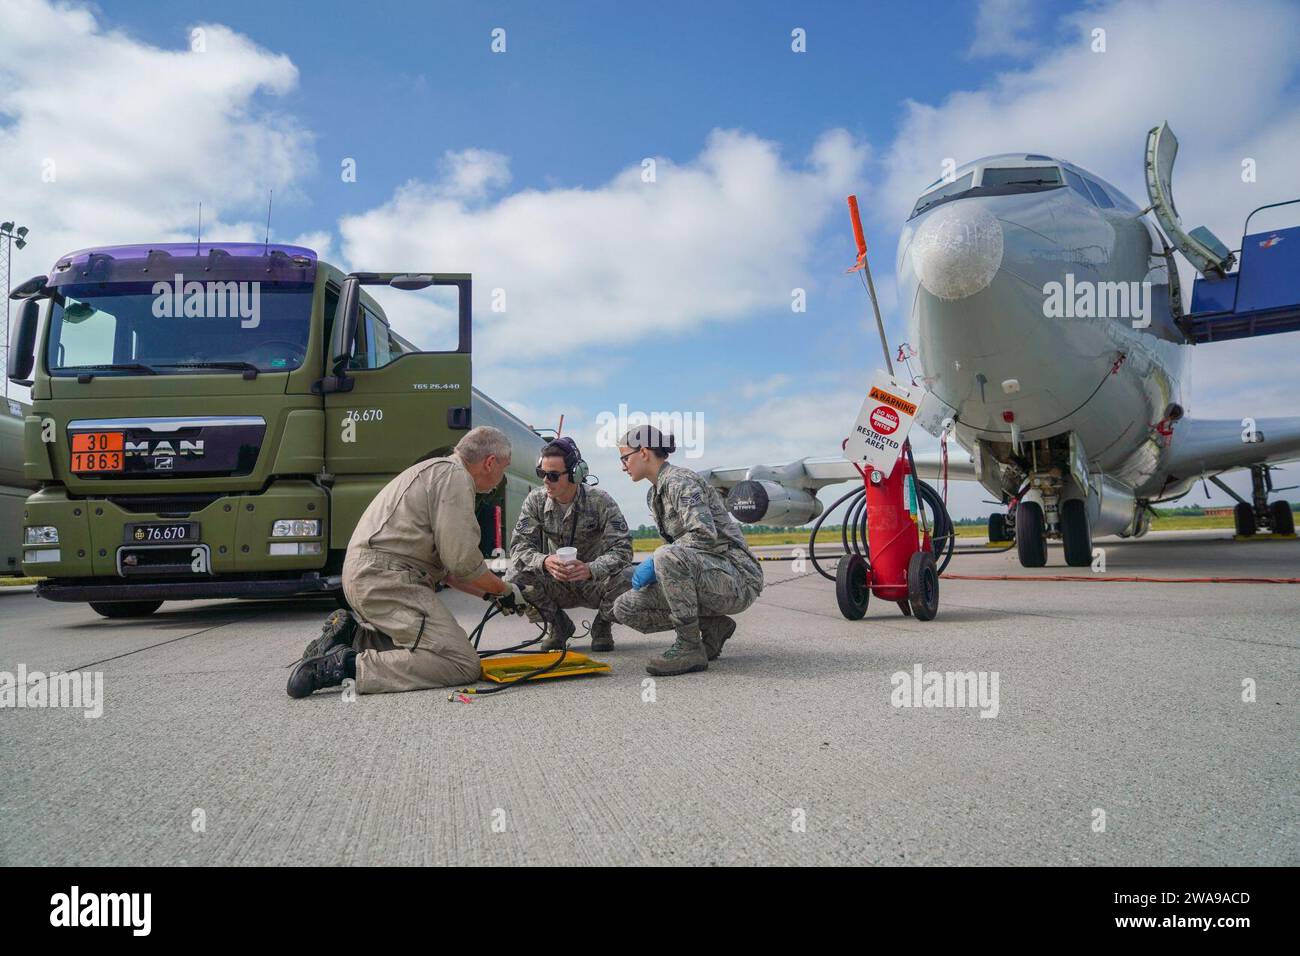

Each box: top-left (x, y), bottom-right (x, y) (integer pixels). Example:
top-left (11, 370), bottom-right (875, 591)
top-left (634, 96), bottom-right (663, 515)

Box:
top-left (835, 194), bottom-right (940, 621)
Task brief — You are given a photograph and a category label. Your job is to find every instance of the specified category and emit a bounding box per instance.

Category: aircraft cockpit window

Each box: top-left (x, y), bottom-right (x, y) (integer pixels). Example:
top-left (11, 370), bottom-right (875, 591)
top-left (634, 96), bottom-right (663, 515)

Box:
top-left (910, 172), bottom-right (975, 219)
top-left (1083, 177), bottom-right (1115, 209)
top-left (1063, 167), bottom-right (1094, 203)
top-left (979, 166), bottom-right (1062, 189)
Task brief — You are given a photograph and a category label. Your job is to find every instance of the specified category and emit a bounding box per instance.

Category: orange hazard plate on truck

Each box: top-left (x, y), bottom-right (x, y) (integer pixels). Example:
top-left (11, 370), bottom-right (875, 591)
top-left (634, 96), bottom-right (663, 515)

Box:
top-left (71, 432), bottom-right (124, 472)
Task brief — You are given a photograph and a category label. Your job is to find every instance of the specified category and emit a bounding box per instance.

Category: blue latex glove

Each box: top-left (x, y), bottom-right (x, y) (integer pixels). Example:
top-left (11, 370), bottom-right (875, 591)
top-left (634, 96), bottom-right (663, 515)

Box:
top-left (631, 558), bottom-right (657, 590)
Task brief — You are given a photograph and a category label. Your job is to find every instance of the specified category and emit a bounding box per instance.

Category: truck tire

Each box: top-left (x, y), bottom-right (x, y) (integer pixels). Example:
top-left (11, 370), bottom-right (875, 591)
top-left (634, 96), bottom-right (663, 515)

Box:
top-left (988, 512), bottom-right (1012, 543)
top-left (89, 600), bottom-right (163, 619)
top-left (1016, 501), bottom-right (1048, 567)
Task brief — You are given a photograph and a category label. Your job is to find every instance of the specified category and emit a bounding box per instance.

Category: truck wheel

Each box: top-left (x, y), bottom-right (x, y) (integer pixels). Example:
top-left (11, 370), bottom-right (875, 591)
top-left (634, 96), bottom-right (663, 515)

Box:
top-left (1016, 501), bottom-right (1048, 567)
top-left (988, 512), bottom-right (1009, 543)
top-left (1233, 502), bottom-right (1256, 537)
top-left (89, 600), bottom-right (163, 619)
top-left (1269, 500), bottom-right (1295, 535)
top-left (835, 554), bottom-right (870, 620)
top-left (906, 550), bottom-right (939, 621)
top-left (1061, 499), bottom-right (1092, 567)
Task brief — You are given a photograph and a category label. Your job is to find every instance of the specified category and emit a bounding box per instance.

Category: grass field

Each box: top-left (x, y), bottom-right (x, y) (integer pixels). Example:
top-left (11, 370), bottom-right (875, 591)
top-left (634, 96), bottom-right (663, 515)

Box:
top-left (630, 514), bottom-right (1237, 551)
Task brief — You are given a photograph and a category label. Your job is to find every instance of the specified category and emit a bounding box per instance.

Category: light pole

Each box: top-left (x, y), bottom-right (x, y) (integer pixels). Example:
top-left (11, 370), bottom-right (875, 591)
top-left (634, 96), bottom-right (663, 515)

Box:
top-left (1, 221), bottom-right (30, 398)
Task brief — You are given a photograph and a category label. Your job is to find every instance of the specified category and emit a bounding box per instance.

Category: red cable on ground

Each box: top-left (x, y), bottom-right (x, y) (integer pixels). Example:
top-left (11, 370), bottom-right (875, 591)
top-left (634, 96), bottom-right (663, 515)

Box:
top-left (943, 574), bottom-right (1300, 584)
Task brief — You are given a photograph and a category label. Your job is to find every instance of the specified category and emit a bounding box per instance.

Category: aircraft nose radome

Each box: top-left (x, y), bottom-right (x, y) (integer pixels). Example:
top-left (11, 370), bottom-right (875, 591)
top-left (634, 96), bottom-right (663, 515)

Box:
top-left (910, 203), bottom-right (1004, 301)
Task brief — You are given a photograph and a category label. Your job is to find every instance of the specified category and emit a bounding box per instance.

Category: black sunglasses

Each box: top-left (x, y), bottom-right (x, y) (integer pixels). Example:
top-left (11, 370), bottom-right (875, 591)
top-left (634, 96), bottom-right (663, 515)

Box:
top-left (536, 468), bottom-right (568, 482)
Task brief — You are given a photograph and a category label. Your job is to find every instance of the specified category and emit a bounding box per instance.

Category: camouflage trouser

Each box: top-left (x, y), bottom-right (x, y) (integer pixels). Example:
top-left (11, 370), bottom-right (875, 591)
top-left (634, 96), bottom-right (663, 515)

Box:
top-left (612, 543), bottom-right (762, 634)
top-left (343, 547), bottom-right (482, 694)
top-left (504, 564), bottom-right (631, 625)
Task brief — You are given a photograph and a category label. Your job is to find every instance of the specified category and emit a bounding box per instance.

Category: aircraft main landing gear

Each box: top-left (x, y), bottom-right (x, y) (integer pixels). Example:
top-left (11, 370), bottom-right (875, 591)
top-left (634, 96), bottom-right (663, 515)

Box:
top-left (1235, 465), bottom-right (1296, 536)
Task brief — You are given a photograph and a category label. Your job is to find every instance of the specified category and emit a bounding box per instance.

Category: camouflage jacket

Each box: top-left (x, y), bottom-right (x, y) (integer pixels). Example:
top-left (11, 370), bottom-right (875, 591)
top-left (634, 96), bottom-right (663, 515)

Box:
top-left (509, 484), bottom-right (633, 581)
top-left (647, 462), bottom-right (762, 584)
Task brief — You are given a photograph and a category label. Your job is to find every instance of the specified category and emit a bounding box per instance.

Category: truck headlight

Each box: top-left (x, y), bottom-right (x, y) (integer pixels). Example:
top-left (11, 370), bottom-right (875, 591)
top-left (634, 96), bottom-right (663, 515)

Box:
top-left (24, 526), bottom-right (59, 545)
top-left (272, 519), bottom-right (320, 537)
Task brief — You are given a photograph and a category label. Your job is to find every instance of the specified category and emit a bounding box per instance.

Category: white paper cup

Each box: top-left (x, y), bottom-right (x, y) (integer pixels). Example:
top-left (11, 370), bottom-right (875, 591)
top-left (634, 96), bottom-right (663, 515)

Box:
top-left (556, 547), bottom-right (578, 563)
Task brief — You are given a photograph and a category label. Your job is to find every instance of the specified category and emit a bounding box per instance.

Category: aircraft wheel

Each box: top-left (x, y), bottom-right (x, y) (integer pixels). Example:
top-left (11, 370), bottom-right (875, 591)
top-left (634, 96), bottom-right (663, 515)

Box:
top-left (907, 550), bottom-right (939, 621)
top-left (835, 554), bottom-right (870, 620)
top-left (1061, 499), bottom-right (1093, 567)
top-left (89, 600), bottom-right (163, 619)
top-left (1269, 500), bottom-right (1295, 535)
top-left (988, 512), bottom-right (1009, 543)
top-left (1015, 501), bottom-right (1048, 567)
top-left (1234, 502), bottom-right (1256, 537)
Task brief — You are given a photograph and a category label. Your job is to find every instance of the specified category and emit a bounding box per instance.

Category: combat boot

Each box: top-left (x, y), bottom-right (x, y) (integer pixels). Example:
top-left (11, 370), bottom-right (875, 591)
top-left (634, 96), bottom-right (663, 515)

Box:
top-left (589, 613), bottom-right (615, 652)
top-left (301, 608), bottom-right (357, 659)
top-left (700, 616), bottom-right (736, 661)
top-left (539, 608), bottom-right (575, 651)
top-left (286, 646), bottom-right (355, 698)
top-left (645, 623), bottom-right (708, 676)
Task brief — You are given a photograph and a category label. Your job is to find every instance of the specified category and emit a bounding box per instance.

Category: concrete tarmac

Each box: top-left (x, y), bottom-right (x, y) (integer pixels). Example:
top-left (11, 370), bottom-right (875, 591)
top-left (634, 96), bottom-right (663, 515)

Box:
top-left (1, 529), bottom-right (1296, 866)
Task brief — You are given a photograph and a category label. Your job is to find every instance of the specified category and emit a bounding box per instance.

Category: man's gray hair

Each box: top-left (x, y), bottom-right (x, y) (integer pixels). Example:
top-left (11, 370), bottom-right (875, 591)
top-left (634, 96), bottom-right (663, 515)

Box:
top-left (455, 426), bottom-right (512, 465)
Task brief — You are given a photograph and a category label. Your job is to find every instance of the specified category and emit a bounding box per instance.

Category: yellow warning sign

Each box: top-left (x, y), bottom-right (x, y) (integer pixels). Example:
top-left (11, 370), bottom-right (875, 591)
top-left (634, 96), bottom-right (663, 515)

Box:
top-left (868, 386), bottom-right (918, 417)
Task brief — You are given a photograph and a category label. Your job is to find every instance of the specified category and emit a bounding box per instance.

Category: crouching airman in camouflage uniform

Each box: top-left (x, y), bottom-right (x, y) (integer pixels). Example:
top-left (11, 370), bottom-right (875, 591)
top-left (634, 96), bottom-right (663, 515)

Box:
top-left (506, 438), bottom-right (633, 652)
top-left (611, 425), bottom-right (764, 676)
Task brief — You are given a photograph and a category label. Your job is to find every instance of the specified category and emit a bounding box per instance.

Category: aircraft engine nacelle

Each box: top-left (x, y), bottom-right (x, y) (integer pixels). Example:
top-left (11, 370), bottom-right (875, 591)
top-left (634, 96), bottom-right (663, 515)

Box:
top-left (726, 480), bottom-right (823, 527)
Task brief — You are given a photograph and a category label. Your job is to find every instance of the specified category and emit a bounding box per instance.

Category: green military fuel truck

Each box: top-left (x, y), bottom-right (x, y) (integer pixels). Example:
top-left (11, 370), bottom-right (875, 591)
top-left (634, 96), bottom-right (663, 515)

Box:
top-left (6, 242), bottom-right (544, 617)
top-left (2, 401), bottom-right (39, 575)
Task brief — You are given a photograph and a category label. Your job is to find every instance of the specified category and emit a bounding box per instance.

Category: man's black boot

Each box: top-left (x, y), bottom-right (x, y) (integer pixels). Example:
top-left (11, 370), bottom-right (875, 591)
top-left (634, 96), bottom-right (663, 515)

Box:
top-left (287, 646), bottom-right (356, 698)
top-left (301, 608), bottom-right (357, 660)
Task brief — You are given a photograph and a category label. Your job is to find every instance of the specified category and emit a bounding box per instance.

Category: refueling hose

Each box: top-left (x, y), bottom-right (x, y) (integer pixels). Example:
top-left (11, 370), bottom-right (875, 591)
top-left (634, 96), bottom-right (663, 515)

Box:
top-left (455, 598), bottom-right (593, 697)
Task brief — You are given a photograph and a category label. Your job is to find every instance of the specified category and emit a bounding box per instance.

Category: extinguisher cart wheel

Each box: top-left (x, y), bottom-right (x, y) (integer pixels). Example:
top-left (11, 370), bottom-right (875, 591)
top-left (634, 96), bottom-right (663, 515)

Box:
top-left (906, 550), bottom-right (940, 621)
top-left (836, 554), bottom-right (871, 620)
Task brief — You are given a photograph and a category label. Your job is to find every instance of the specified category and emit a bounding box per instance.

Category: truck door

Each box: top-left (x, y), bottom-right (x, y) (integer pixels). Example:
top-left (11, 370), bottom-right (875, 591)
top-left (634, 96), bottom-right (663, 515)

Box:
top-left (319, 274), bottom-right (474, 550)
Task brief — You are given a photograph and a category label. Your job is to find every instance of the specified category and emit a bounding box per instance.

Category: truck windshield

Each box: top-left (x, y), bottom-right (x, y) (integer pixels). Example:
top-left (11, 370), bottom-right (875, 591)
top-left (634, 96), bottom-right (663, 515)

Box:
top-left (47, 280), bottom-right (313, 375)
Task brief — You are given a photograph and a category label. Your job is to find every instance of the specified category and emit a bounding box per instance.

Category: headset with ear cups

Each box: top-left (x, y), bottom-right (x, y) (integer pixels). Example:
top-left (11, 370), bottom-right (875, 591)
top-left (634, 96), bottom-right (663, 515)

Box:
top-left (539, 437), bottom-right (590, 485)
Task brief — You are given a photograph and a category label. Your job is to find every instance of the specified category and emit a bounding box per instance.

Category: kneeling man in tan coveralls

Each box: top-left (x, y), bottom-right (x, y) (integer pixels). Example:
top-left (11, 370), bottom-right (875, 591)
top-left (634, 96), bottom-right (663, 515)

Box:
top-left (287, 426), bottom-right (525, 698)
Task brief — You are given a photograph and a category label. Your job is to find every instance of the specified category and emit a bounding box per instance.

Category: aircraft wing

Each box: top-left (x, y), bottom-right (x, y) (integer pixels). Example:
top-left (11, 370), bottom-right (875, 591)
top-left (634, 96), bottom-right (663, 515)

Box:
top-left (696, 450), bottom-right (977, 526)
top-left (1163, 416), bottom-right (1300, 479)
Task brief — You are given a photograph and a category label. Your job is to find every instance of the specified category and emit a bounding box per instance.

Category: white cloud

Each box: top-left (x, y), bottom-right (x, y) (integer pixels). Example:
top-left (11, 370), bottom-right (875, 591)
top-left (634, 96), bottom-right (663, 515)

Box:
top-left (337, 129), bottom-right (869, 359)
top-left (968, 0), bottom-right (1040, 59)
top-left (0, 0), bottom-right (314, 290)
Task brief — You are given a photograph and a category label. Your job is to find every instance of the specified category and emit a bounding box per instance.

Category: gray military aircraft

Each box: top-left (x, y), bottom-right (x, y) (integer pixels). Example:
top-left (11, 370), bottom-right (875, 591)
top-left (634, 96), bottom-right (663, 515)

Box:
top-left (704, 123), bottom-right (1300, 568)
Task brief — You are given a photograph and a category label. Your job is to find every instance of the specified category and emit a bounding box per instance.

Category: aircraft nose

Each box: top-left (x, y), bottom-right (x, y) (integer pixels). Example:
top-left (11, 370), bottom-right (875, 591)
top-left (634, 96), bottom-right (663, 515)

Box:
top-left (910, 202), bottom-right (1004, 300)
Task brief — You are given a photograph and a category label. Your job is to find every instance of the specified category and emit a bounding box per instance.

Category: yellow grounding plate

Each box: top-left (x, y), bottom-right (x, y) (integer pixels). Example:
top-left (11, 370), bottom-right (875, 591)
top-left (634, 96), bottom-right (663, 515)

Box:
top-left (1232, 533), bottom-right (1298, 542)
top-left (478, 651), bottom-right (611, 684)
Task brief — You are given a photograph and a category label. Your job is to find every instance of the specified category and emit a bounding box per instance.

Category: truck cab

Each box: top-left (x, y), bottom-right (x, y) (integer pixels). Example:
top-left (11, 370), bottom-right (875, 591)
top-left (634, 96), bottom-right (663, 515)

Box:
top-left (7, 242), bottom-right (543, 617)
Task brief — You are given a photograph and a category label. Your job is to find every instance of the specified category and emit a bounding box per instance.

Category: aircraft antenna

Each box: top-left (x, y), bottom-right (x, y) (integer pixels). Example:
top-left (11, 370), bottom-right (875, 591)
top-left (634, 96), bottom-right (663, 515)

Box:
top-left (264, 189), bottom-right (273, 252)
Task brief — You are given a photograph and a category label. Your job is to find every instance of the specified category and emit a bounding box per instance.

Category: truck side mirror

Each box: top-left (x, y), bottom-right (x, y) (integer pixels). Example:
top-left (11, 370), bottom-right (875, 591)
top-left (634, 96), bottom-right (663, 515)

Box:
top-left (7, 297), bottom-right (40, 385)
top-left (330, 277), bottom-right (361, 370)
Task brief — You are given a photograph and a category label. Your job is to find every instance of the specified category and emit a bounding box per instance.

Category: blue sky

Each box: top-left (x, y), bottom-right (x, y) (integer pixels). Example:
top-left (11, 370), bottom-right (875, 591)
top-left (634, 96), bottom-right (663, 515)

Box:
top-left (3, 0), bottom-right (1299, 526)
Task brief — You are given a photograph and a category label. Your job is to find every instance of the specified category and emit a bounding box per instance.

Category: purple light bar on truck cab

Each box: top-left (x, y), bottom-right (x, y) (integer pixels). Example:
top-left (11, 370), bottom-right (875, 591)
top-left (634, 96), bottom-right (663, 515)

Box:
top-left (47, 242), bottom-right (318, 288)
